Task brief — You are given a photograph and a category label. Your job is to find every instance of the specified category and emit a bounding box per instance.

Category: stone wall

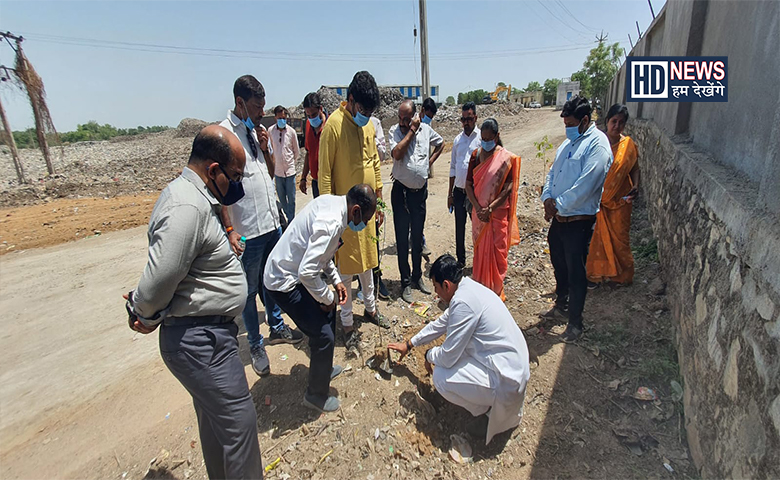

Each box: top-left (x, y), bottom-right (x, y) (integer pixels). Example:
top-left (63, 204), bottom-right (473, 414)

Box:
top-left (628, 119), bottom-right (780, 478)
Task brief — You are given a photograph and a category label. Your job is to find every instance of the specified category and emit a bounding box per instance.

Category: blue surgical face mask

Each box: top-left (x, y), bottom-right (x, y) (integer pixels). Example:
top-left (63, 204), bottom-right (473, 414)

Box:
top-left (213, 165), bottom-right (245, 206)
top-left (276, 118), bottom-right (287, 129)
top-left (565, 126), bottom-right (581, 141)
top-left (240, 100), bottom-right (255, 130)
top-left (348, 207), bottom-right (367, 232)
top-left (481, 139), bottom-right (496, 152)
top-left (566, 118), bottom-right (586, 141)
top-left (308, 114), bottom-right (323, 128)
top-left (348, 220), bottom-right (367, 232)
top-left (421, 114), bottom-right (432, 125)
top-left (353, 111), bottom-right (370, 127)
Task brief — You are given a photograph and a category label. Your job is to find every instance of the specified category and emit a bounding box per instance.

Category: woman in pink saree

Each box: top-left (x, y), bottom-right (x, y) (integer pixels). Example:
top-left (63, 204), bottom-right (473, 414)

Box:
top-left (465, 118), bottom-right (521, 300)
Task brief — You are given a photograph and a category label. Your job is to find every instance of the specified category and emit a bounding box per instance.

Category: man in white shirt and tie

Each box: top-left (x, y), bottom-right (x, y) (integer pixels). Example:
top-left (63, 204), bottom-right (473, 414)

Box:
top-left (264, 184), bottom-right (378, 413)
top-left (389, 254), bottom-right (530, 444)
top-left (219, 76), bottom-right (303, 379)
top-left (448, 102), bottom-right (481, 266)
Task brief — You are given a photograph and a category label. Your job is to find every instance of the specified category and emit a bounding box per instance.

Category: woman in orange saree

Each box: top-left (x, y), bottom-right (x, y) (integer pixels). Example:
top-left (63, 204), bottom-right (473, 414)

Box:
top-left (465, 118), bottom-right (521, 300)
top-left (587, 104), bottom-right (640, 286)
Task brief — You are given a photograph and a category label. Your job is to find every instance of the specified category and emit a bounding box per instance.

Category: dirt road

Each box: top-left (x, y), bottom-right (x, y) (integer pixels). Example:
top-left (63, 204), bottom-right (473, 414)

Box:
top-left (0, 109), bottom-right (692, 479)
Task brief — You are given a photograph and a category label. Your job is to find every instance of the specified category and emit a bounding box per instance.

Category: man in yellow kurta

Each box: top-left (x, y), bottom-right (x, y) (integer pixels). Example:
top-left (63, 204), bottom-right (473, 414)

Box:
top-left (319, 71), bottom-right (388, 345)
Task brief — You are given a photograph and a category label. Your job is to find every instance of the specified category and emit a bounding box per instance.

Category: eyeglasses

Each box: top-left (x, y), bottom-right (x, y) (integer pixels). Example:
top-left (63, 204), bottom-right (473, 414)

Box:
top-left (460, 117), bottom-right (476, 123)
top-left (219, 163), bottom-right (243, 183)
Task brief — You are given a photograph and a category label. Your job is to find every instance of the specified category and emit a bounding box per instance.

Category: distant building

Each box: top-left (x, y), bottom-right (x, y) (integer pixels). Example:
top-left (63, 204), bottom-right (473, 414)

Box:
top-left (556, 81), bottom-right (581, 108)
top-left (518, 90), bottom-right (543, 107)
top-left (323, 84), bottom-right (440, 102)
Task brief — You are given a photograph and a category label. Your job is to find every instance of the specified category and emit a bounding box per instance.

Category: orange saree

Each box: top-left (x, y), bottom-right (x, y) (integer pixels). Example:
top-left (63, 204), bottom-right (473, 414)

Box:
top-left (586, 136), bottom-right (639, 284)
top-left (471, 147), bottom-right (521, 300)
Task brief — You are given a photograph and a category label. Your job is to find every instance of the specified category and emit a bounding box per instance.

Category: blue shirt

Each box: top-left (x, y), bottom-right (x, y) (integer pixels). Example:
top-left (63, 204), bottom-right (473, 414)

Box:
top-left (541, 123), bottom-right (613, 216)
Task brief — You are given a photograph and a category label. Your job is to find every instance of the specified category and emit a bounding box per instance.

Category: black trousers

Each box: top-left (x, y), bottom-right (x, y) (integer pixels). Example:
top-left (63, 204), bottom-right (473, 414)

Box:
top-left (547, 218), bottom-right (596, 328)
top-left (452, 186), bottom-right (471, 265)
top-left (268, 284), bottom-right (335, 402)
top-left (392, 181), bottom-right (428, 287)
top-left (159, 322), bottom-right (263, 480)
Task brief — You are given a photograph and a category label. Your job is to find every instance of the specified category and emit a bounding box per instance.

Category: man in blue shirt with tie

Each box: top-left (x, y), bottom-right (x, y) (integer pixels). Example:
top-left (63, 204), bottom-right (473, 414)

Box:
top-left (541, 96), bottom-right (613, 342)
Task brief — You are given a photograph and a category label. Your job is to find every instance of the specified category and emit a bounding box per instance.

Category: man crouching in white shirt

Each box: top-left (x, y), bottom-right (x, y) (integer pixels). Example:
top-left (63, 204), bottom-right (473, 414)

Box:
top-left (264, 184), bottom-right (378, 413)
top-left (389, 254), bottom-right (530, 444)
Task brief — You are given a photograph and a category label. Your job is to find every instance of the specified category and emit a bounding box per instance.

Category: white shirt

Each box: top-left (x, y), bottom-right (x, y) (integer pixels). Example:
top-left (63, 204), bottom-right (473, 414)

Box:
top-left (268, 123), bottom-right (300, 178)
top-left (450, 128), bottom-right (482, 189)
top-left (370, 116), bottom-right (387, 161)
top-left (264, 195), bottom-right (346, 306)
top-left (411, 277), bottom-right (530, 443)
top-left (219, 111), bottom-right (280, 240)
top-left (388, 123), bottom-right (444, 189)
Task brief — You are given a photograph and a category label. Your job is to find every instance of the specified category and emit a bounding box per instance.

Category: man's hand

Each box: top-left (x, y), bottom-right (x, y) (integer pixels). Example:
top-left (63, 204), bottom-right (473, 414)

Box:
top-left (123, 294), bottom-right (158, 334)
top-left (299, 177), bottom-right (308, 195)
top-left (543, 198), bottom-right (558, 222)
top-left (320, 298), bottom-right (337, 312)
top-left (257, 128), bottom-right (270, 152)
top-left (412, 113), bottom-right (422, 132)
top-left (377, 210), bottom-right (385, 228)
top-left (334, 282), bottom-right (348, 306)
top-left (424, 357), bottom-right (433, 375)
top-left (387, 341), bottom-right (410, 361)
top-left (447, 195), bottom-right (454, 211)
top-left (228, 230), bottom-right (244, 255)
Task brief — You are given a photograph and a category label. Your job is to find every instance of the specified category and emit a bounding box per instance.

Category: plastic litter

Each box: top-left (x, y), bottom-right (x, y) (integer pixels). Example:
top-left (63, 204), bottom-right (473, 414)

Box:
top-left (448, 434), bottom-right (473, 464)
top-left (633, 387), bottom-right (658, 401)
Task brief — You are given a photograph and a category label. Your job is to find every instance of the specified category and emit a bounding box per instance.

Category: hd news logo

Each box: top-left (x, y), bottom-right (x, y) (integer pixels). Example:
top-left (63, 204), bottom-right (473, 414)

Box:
top-left (626, 56), bottom-right (728, 102)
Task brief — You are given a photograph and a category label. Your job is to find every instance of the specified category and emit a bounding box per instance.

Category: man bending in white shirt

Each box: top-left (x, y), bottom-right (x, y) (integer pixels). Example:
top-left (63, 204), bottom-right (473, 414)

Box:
top-left (389, 255), bottom-right (530, 444)
top-left (264, 184), bottom-right (377, 413)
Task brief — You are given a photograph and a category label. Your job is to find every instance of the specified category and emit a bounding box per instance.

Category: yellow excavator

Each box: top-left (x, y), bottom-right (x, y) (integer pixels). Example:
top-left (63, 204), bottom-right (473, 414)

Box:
top-left (481, 84), bottom-right (512, 104)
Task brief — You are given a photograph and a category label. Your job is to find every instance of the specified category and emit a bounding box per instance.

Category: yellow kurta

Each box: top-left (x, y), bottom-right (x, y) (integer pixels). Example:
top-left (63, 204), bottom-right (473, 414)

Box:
top-left (318, 102), bottom-right (383, 275)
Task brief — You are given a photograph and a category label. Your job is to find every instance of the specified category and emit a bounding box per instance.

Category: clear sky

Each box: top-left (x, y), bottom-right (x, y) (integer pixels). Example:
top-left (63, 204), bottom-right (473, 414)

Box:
top-left (0, 0), bottom-right (662, 131)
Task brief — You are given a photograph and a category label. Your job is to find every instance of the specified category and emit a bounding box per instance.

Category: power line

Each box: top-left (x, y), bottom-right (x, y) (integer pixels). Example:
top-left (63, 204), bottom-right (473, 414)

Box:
top-left (17, 31), bottom-right (594, 62)
top-left (535, 0), bottom-right (593, 38)
top-left (552, 0), bottom-right (601, 33)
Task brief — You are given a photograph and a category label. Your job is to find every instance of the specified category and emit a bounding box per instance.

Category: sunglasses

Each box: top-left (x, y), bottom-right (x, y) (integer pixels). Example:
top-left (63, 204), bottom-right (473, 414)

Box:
top-left (460, 117), bottom-right (476, 123)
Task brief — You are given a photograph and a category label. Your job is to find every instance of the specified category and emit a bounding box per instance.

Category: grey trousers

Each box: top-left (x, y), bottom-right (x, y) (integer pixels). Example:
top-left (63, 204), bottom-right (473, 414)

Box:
top-left (159, 321), bottom-right (263, 480)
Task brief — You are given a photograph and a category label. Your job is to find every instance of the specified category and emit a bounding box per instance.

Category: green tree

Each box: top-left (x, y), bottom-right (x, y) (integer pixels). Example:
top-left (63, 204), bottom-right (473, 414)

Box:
top-left (525, 81), bottom-right (542, 92)
top-left (445, 95), bottom-right (456, 106)
top-left (457, 89), bottom-right (490, 104)
top-left (497, 82), bottom-right (507, 87)
top-left (572, 41), bottom-right (624, 102)
top-left (542, 78), bottom-right (561, 104)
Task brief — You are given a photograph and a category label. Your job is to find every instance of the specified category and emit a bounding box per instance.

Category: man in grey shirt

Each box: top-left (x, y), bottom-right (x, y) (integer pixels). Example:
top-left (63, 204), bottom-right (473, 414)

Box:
top-left (125, 125), bottom-right (262, 479)
top-left (388, 100), bottom-right (444, 303)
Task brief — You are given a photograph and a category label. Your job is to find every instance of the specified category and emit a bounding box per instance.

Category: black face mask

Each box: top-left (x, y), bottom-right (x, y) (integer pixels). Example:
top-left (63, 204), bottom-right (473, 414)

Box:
top-left (212, 164), bottom-right (245, 206)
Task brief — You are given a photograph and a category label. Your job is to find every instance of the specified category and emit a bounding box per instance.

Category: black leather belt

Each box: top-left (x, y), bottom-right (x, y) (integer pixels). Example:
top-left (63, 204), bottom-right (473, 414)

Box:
top-left (163, 315), bottom-right (235, 327)
top-left (554, 214), bottom-right (596, 223)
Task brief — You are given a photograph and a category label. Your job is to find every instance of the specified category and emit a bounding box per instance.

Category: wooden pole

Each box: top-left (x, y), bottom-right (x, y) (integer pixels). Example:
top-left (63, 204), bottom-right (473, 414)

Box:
top-left (0, 95), bottom-right (25, 183)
